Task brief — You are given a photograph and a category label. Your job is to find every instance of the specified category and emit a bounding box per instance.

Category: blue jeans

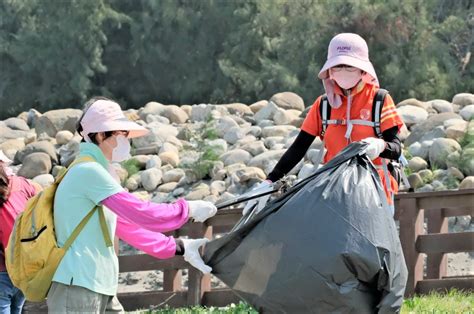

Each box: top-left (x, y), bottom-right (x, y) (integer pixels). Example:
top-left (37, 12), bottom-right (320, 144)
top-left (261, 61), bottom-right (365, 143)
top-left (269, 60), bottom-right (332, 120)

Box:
top-left (0, 272), bottom-right (24, 314)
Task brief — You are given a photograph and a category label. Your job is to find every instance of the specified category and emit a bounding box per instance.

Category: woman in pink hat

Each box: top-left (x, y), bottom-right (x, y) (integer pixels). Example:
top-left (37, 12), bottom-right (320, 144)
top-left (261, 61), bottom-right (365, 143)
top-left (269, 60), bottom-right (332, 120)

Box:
top-left (47, 97), bottom-right (217, 313)
top-left (244, 33), bottom-right (404, 216)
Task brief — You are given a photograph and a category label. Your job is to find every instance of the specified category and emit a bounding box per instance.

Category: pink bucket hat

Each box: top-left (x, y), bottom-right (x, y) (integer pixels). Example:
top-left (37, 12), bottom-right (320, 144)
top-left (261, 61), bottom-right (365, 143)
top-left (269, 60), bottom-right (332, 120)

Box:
top-left (318, 33), bottom-right (379, 85)
top-left (80, 99), bottom-right (149, 141)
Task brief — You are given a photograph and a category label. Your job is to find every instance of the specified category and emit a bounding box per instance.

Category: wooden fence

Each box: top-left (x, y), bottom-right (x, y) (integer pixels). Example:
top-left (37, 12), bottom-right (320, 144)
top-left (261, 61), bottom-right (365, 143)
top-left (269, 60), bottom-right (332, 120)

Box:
top-left (24, 189), bottom-right (474, 312)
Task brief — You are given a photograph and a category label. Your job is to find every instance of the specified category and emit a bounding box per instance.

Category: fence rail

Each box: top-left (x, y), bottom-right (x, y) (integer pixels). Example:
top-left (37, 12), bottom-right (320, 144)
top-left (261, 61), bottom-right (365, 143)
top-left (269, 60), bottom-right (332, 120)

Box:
top-left (23, 189), bottom-right (474, 312)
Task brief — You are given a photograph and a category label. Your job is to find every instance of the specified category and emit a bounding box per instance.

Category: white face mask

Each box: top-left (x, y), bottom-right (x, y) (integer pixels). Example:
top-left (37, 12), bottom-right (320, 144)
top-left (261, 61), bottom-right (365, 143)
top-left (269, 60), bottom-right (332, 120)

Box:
top-left (330, 68), bottom-right (362, 90)
top-left (111, 135), bottom-right (131, 162)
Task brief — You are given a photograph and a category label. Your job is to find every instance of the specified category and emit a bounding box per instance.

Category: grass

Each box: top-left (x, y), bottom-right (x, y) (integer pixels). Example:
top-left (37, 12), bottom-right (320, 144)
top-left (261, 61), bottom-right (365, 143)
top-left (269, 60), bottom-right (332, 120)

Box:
top-left (127, 290), bottom-right (473, 313)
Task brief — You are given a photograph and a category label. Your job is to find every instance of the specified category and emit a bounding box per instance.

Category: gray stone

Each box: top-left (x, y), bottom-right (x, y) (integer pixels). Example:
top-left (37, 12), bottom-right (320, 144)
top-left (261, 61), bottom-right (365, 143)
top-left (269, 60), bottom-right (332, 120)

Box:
top-left (15, 141), bottom-right (58, 164)
top-left (240, 141), bottom-right (267, 156)
top-left (141, 168), bottom-right (163, 191)
top-left (161, 105), bottom-right (189, 124)
top-left (416, 184), bottom-right (434, 192)
top-left (172, 187), bottom-right (185, 197)
top-left (18, 152), bottom-right (52, 179)
top-left (249, 100), bottom-right (268, 114)
top-left (257, 119), bottom-right (275, 128)
top-left (408, 141), bottom-right (431, 160)
top-left (0, 139), bottom-right (25, 160)
top-left (146, 114), bottom-right (170, 124)
top-left (396, 98), bottom-right (430, 110)
top-left (298, 163), bottom-right (316, 180)
top-left (443, 118), bottom-right (466, 129)
top-left (163, 169), bottom-right (185, 183)
top-left (0, 125), bottom-right (31, 142)
top-left (433, 169), bottom-right (448, 181)
top-left (273, 108), bottom-right (298, 125)
top-left (4, 117), bottom-right (29, 131)
top-left (210, 180), bottom-right (226, 196)
top-left (139, 102), bottom-right (166, 121)
top-left (247, 126), bottom-right (262, 138)
top-left (35, 109), bottom-right (82, 137)
top-left (27, 109), bottom-right (42, 128)
top-left (56, 130), bottom-right (74, 145)
top-left (131, 155), bottom-right (150, 169)
top-left (459, 105), bottom-right (474, 121)
top-left (125, 177), bottom-right (139, 191)
top-left (270, 92), bottom-right (305, 111)
top-left (157, 182), bottom-right (178, 193)
top-left (446, 123), bottom-right (468, 142)
top-left (429, 99), bottom-right (453, 113)
top-left (190, 104), bottom-right (215, 122)
top-left (223, 126), bottom-right (249, 145)
top-left (234, 167), bottom-right (266, 182)
top-left (146, 156), bottom-right (162, 169)
top-left (51, 165), bottom-right (65, 178)
top-left (159, 142), bottom-right (179, 155)
top-left (408, 157), bottom-right (428, 172)
top-left (159, 152), bottom-right (180, 167)
top-left (216, 192), bottom-right (236, 205)
top-left (264, 136), bottom-right (285, 150)
top-left (24, 133), bottom-right (37, 145)
top-left (408, 173), bottom-right (424, 189)
top-left (220, 149), bottom-right (252, 166)
top-left (224, 103), bottom-right (253, 115)
top-left (452, 93), bottom-right (474, 107)
top-left (306, 148), bottom-right (325, 165)
top-left (431, 180), bottom-right (446, 191)
top-left (58, 139), bottom-right (80, 166)
top-left (262, 125), bottom-right (296, 138)
top-left (32, 174), bottom-right (55, 188)
top-left (248, 150), bottom-right (286, 169)
top-left (216, 116), bottom-right (239, 137)
top-left (405, 112), bottom-right (462, 146)
top-left (419, 126), bottom-right (446, 142)
top-left (185, 183), bottom-right (210, 200)
top-left (429, 138), bottom-right (461, 169)
top-left (396, 105), bottom-right (428, 127)
top-left (206, 139), bottom-right (227, 155)
top-left (447, 167), bottom-right (464, 180)
top-left (254, 101), bottom-right (279, 122)
top-left (459, 176), bottom-right (474, 189)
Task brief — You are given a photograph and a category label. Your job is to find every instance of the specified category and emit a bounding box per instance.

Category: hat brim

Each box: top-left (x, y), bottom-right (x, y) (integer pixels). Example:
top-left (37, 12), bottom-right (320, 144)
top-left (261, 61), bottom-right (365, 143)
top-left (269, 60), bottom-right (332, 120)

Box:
top-left (87, 119), bottom-right (149, 138)
top-left (318, 55), bottom-right (378, 85)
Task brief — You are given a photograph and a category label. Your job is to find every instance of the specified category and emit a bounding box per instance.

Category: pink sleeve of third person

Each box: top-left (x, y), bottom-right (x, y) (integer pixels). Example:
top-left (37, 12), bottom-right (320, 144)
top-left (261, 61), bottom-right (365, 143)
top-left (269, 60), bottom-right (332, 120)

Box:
top-left (115, 216), bottom-right (177, 259)
top-left (102, 191), bottom-right (189, 233)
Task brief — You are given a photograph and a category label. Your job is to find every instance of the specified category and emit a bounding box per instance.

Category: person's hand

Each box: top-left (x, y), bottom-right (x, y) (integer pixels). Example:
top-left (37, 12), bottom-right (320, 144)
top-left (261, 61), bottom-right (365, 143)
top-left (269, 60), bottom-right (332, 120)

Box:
top-left (182, 238), bottom-right (212, 274)
top-left (187, 200), bottom-right (217, 222)
top-left (360, 137), bottom-right (385, 160)
top-left (242, 180), bottom-right (274, 216)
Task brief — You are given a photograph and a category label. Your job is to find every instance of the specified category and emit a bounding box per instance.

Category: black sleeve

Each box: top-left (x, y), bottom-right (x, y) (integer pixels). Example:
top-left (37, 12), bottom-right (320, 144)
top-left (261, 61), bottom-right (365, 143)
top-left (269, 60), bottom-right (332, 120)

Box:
top-left (267, 130), bottom-right (316, 182)
top-left (379, 126), bottom-right (402, 160)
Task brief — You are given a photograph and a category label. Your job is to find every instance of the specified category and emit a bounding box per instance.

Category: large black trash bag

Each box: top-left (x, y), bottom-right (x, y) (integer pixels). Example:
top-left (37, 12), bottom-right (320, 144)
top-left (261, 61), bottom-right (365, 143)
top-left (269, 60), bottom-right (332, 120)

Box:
top-left (204, 142), bottom-right (408, 313)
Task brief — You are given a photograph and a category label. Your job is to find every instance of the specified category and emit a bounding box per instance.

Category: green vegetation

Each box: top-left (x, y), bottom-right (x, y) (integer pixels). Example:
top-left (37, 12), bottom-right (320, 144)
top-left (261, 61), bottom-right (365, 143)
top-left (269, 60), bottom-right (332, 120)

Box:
top-left (121, 158), bottom-right (141, 183)
top-left (0, 0), bottom-right (472, 119)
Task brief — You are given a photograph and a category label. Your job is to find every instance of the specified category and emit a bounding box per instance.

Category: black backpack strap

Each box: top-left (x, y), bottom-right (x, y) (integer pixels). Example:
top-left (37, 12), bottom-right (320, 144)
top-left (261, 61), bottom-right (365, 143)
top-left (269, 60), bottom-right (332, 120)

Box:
top-left (372, 89), bottom-right (388, 138)
top-left (319, 95), bottom-right (330, 137)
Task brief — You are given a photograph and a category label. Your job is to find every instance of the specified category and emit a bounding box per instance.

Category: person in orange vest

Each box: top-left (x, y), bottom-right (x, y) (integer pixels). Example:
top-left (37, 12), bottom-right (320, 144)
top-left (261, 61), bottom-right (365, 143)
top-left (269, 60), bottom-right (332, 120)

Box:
top-left (244, 33), bottom-right (404, 216)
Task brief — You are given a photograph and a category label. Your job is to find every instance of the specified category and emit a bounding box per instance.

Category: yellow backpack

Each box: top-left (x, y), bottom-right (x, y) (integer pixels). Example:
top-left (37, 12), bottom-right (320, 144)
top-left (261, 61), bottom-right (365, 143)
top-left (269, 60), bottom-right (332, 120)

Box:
top-left (5, 156), bottom-right (112, 302)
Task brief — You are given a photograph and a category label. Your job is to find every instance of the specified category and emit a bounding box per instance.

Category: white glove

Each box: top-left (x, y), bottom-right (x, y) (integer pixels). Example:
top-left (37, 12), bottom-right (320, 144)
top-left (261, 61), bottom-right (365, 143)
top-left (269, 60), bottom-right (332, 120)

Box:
top-left (242, 180), bottom-right (274, 216)
top-left (187, 200), bottom-right (217, 222)
top-left (182, 238), bottom-right (212, 274)
top-left (361, 137), bottom-right (386, 160)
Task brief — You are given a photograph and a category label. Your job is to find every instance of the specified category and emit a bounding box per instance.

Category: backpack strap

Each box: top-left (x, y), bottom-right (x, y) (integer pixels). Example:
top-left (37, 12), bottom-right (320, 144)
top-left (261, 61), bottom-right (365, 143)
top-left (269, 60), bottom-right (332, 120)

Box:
top-left (319, 95), bottom-right (330, 137)
top-left (372, 88), bottom-right (388, 138)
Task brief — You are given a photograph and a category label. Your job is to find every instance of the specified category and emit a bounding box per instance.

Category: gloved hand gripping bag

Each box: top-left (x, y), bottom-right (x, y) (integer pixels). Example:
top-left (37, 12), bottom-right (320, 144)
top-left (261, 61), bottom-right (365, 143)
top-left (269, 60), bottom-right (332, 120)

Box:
top-left (204, 142), bottom-right (408, 313)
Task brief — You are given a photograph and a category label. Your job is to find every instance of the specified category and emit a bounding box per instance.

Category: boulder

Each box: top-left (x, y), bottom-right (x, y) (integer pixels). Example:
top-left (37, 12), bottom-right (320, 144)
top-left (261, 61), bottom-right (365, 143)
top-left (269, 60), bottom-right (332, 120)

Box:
top-left (396, 105), bottom-right (428, 127)
top-left (429, 138), bottom-right (462, 169)
top-left (459, 105), bottom-right (474, 121)
top-left (33, 174), bottom-right (55, 188)
top-left (18, 152), bottom-right (52, 179)
top-left (452, 93), bottom-right (474, 107)
top-left (408, 157), bottom-right (428, 172)
top-left (15, 141), bottom-right (58, 164)
top-left (405, 112), bottom-right (462, 146)
top-left (56, 130), bottom-right (74, 145)
top-left (429, 99), bottom-right (453, 113)
top-left (249, 100), bottom-right (268, 114)
top-left (220, 149), bottom-right (252, 166)
top-left (269, 92), bottom-right (305, 111)
top-left (141, 168), bottom-right (163, 191)
top-left (35, 108), bottom-right (82, 137)
top-left (4, 117), bottom-right (29, 131)
top-left (459, 176), bottom-right (474, 189)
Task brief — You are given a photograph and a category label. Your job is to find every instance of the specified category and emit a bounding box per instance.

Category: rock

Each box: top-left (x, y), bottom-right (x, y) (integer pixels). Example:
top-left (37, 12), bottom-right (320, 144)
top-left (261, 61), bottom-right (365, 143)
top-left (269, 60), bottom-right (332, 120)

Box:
top-left (163, 169), bottom-right (185, 183)
top-left (18, 152), bottom-right (52, 179)
top-left (185, 183), bottom-right (211, 200)
top-left (216, 192), bottom-right (236, 205)
top-left (146, 156), bottom-right (162, 169)
top-left (159, 152), bottom-right (180, 167)
top-left (262, 125), bottom-right (296, 138)
top-left (418, 169), bottom-right (433, 183)
top-left (306, 148), bottom-right (325, 165)
top-left (125, 177), bottom-right (140, 191)
top-left (141, 168), bottom-right (162, 192)
top-left (191, 104), bottom-right (215, 122)
top-left (0, 125), bottom-right (31, 142)
top-left (51, 165), bottom-right (65, 178)
top-left (161, 105), bottom-right (189, 124)
top-left (446, 122), bottom-right (468, 142)
top-left (133, 122), bottom-right (178, 148)
top-left (431, 180), bottom-right (446, 191)
top-left (220, 149), bottom-right (251, 166)
top-left (429, 99), bottom-right (453, 113)
top-left (130, 155), bottom-right (150, 169)
top-left (216, 116), bottom-right (239, 137)
top-left (4, 117), bottom-right (29, 131)
top-left (159, 142), bottom-right (179, 155)
top-left (447, 167), bottom-right (464, 180)
top-left (58, 139), bottom-right (80, 166)
top-left (443, 118), bottom-right (466, 129)
top-left (172, 187), bottom-right (185, 197)
top-left (254, 101), bottom-right (279, 122)
top-left (32, 174), bottom-right (55, 188)
top-left (210, 161), bottom-right (225, 180)
top-left (112, 164), bottom-right (129, 183)
top-left (157, 182), bottom-right (178, 193)
top-left (419, 126), bottom-right (446, 142)
top-left (408, 157), bottom-right (428, 172)
top-left (247, 126), bottom-right (262, 138)
top-left (240, 141), bottom-right (267, 156)
top-left (429, 138), bottom-right (461, 169)
top-left (408, 173), bottom-right (424, 189)
top-left (24, 133), bottom-right (37, 145)
top-left (56, 130), bottom-right (74, 145)
top-left (298, 163), bottom-right (315, 180)
top-left (459, 176), bottom-right (474, 189)
top-left (15, 141), bottom-right (58, 164)
top-left (249, 100), bottom-right (268, 114)
top-left (35, 108), bottom-right (82, 137)
top-left (27, 109), bottom-right (42, 128)
top-left (0, 139), bottom-right (25, 160)
top-left (396, 105), bottom-right (428, 127)
top-left (433, 169), bottom-right (448, 181)
top-left (273, 108), bottom-right (299, 125)
top-left (210, 180), bottom-right (226, 196)
top-left (396, 98), bottom-right (429, 110)
top-left (269, 92), bottom-right (305, 111)
top-left (452, 93), bottom-right (474, 107)
top-left (405, 112), bottom-right (461, 146)
top-left (224, 103), bottom-right (253, 115)
top-left (459, 105), bottom-right (474, 121)
top-left (248, 150), bottom-right (286, 169)
top-left (264, 136), bottom-right (285, 150)
top-left (139, 102), bottom-right (166, 121)
top-left (223, 126), bottom-right (249, 144)
top-left (146, 114), bottom-right (170, 124)
top-left (234, 167), bottom-right (266, 182)
top-left (151, 192), bottom-right (169, 203)
top-left (417, 184), bottom-right (434, 192)
top-left (206, 139), bottom-right (227, 155)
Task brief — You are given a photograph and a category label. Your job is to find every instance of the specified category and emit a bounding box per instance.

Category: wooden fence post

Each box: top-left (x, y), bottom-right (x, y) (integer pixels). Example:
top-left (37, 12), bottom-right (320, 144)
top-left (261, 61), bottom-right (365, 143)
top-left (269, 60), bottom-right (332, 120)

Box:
top-left (186, 222), bottom-right (212, 306)
top-left (398, 197), bottom-right (424, 297)
top-left (425, 208), bottom-right (448, 280)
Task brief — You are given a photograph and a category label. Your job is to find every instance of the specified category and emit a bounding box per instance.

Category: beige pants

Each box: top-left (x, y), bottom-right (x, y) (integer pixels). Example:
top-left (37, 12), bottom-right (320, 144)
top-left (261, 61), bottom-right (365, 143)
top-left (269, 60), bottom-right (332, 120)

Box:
top-left (47, 282), bottom-right (124, 314)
